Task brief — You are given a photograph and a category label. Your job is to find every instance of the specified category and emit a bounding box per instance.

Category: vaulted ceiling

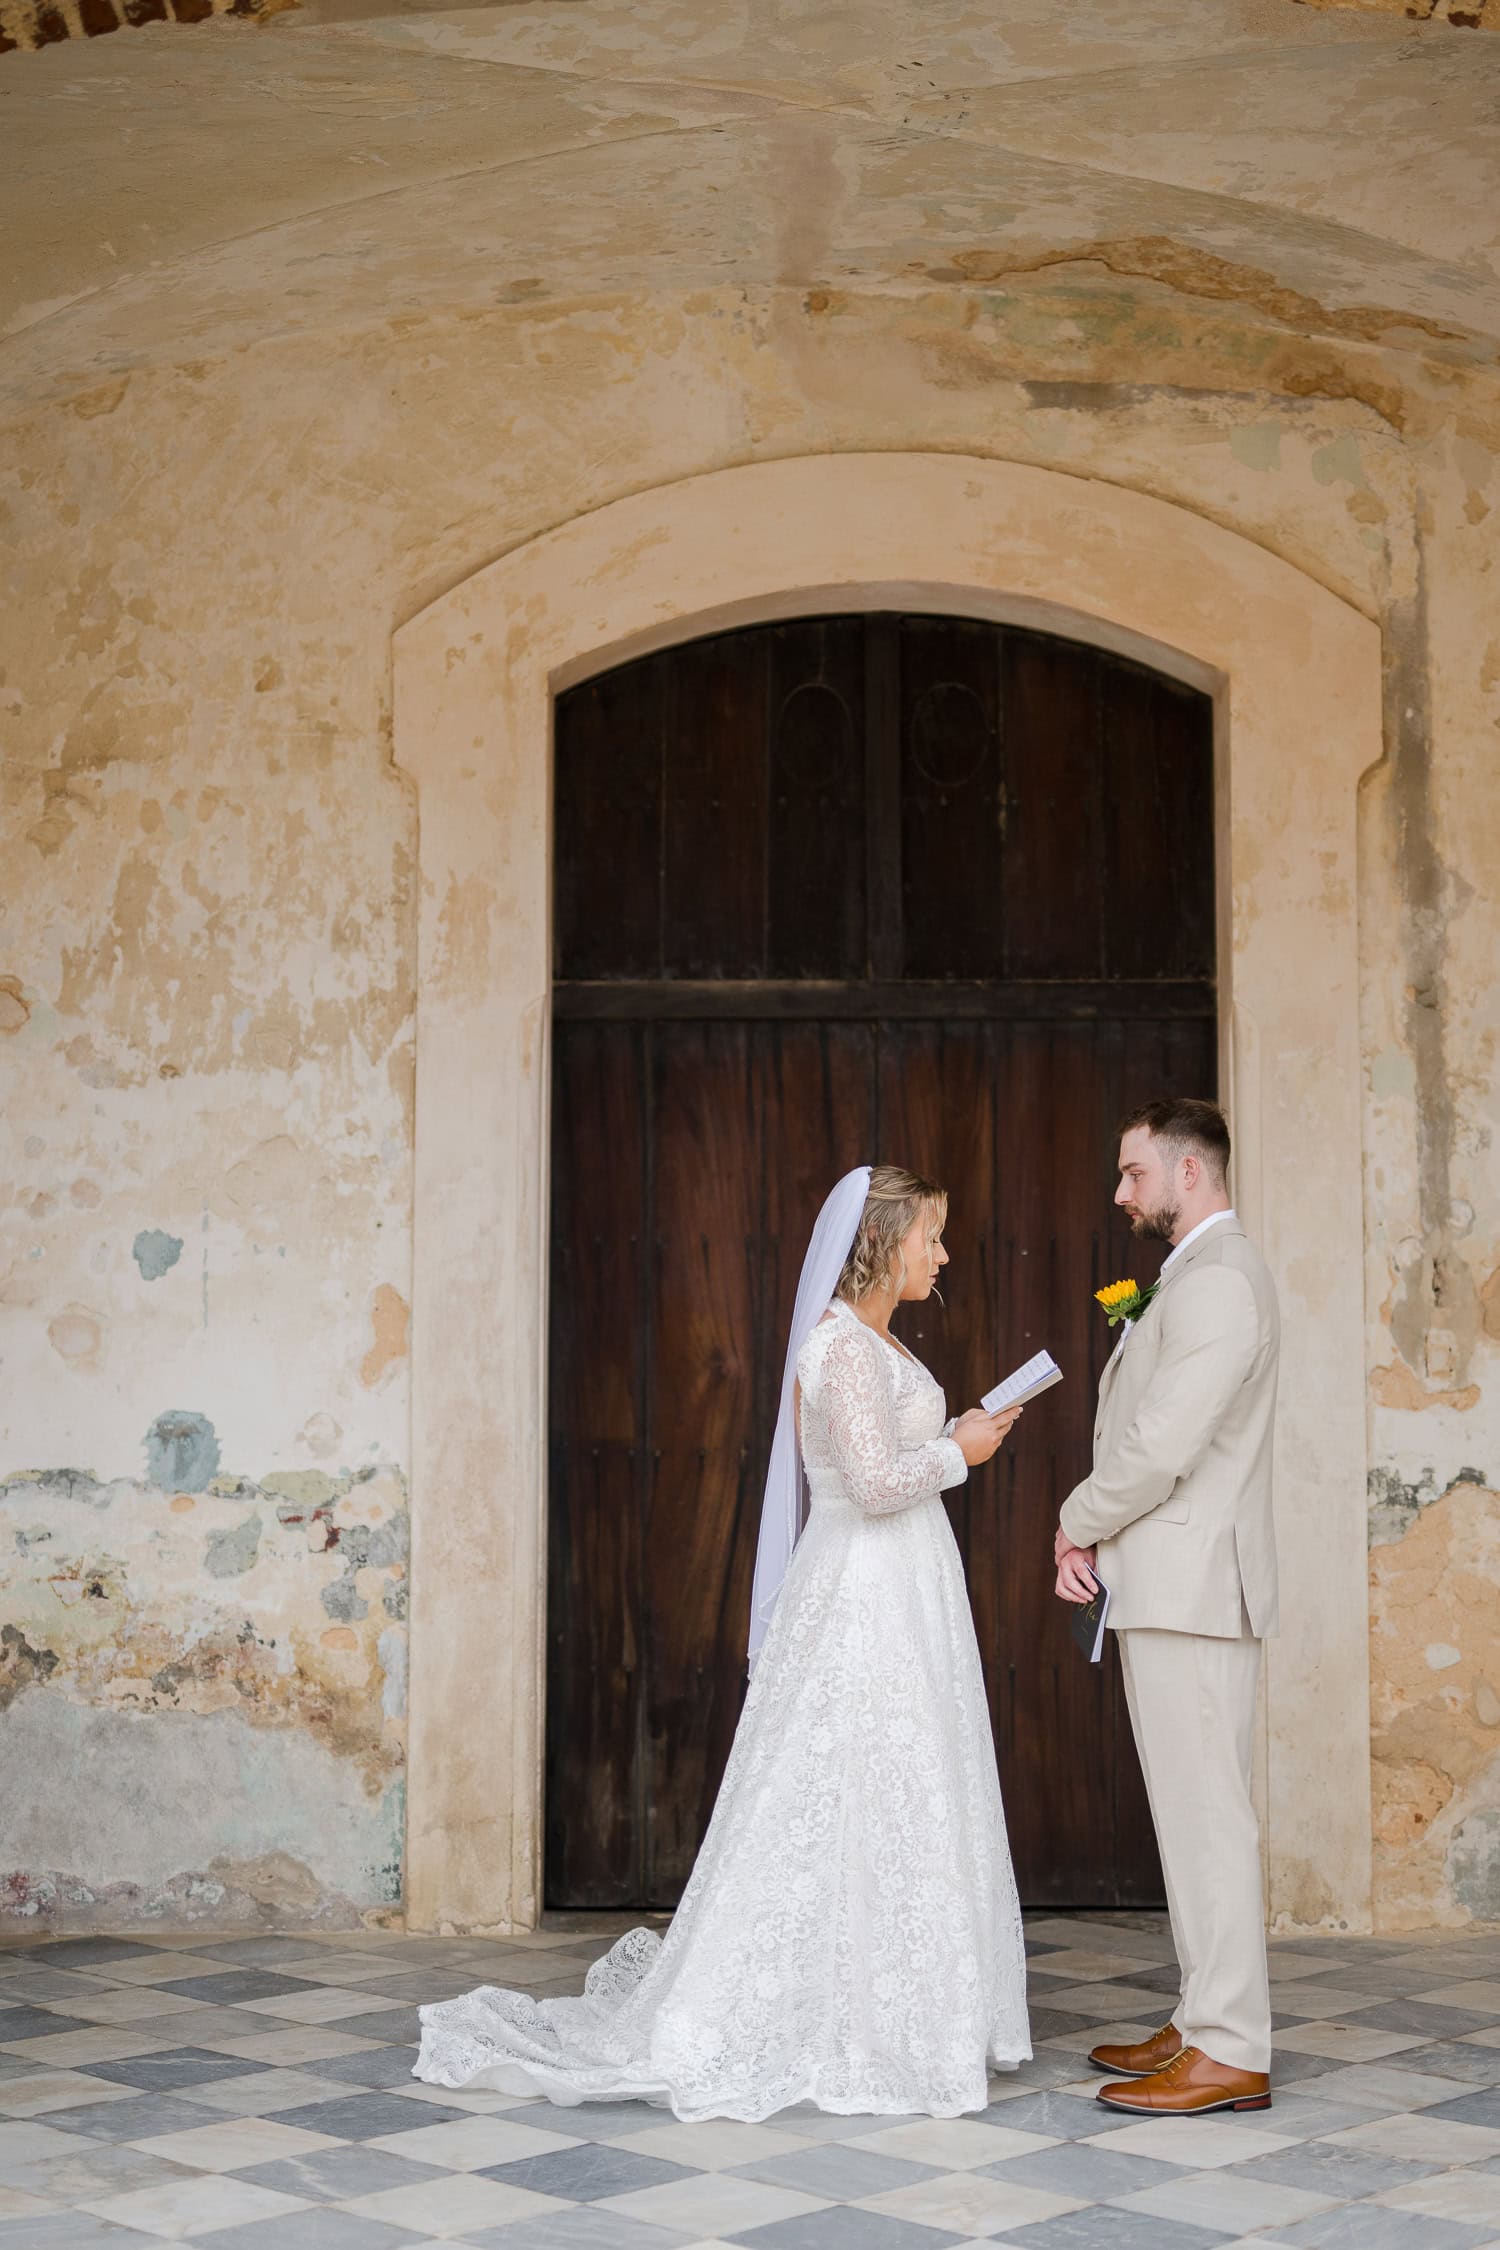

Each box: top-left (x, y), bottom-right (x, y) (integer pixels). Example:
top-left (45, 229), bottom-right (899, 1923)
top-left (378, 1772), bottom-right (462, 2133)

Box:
top-left (4, 0), bottom-right (1498, 413)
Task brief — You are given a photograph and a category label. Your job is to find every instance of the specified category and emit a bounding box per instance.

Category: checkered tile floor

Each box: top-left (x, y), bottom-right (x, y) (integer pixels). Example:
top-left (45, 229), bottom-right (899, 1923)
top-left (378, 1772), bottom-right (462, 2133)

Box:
top-left (1, 1916), bottom-right (1498, 2248)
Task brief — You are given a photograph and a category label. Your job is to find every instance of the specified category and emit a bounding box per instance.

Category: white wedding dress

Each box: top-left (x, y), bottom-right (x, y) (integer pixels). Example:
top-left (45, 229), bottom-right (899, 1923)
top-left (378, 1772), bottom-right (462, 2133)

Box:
top-left (414, 1297), bottom-right (1031, 2121)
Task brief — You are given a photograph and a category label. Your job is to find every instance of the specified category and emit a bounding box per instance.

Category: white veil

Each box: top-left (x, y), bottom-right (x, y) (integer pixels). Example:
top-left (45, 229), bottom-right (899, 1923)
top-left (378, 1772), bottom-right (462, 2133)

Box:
top-left (747, 1164), bottom-right (872, 1672)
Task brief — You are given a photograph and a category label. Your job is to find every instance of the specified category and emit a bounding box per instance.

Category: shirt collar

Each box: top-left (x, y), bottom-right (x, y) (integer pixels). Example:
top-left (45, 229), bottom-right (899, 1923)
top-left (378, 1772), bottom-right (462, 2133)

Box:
top-left (1161, 1208), bottom-right (1237, 1274)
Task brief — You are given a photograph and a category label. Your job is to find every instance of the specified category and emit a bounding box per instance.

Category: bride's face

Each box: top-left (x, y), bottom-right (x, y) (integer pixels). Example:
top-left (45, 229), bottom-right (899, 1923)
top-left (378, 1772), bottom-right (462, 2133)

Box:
top-left (896, 1205), bottom-right (949, 1301)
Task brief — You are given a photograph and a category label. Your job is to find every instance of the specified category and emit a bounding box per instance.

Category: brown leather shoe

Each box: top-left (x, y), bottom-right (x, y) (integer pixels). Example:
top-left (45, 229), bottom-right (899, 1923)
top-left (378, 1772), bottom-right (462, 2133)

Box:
top-left (1097, 2045), bottom-right (1271, 2114)
top-left (1088, 2021), bottom-right (1183, 2077)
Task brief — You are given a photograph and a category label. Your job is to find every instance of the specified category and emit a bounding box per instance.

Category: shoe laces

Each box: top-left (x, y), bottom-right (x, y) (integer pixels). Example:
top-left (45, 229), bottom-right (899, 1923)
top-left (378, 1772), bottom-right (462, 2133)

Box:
top-left (1158, 2047), bottom-right (1197, 2079)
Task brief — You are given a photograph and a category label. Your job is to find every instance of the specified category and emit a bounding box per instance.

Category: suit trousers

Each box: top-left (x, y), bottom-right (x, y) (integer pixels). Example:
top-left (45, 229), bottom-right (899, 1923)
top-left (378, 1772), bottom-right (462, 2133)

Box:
top-left (1117, 1615), bottom-right (1271, 2074)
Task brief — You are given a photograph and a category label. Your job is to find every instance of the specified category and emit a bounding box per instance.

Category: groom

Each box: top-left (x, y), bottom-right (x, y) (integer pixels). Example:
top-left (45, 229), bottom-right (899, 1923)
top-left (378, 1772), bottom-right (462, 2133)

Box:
top-left (1055, 1097), bottom-right (1280, 2116)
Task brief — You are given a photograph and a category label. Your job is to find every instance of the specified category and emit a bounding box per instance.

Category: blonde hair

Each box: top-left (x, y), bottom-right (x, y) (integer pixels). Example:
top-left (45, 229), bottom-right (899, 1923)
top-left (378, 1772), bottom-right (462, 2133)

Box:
top-left (837, 1164), bottom-right (948, 1304)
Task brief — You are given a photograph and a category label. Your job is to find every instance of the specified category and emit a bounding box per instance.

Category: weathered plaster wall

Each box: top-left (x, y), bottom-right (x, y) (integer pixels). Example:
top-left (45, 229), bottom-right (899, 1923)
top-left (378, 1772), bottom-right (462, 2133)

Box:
top-left (3, 0), bottom-right (1497, 1931)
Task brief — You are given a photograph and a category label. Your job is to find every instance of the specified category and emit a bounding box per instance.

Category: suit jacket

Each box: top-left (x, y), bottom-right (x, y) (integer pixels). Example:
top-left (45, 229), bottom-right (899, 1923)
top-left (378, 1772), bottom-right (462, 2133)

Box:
top-left (1058, 1219), bottom-right (1280, 1638)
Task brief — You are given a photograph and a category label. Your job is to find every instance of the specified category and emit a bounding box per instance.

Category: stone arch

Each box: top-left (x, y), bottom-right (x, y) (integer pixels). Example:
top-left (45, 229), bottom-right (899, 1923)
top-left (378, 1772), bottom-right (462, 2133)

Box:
top-left (394, 452), bottom-right (1380, 1934)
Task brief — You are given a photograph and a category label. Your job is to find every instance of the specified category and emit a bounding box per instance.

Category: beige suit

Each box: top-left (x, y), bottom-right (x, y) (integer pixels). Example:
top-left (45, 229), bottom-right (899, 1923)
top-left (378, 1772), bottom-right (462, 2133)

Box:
top-left (1059, 1216), bottom-right (1280, 2074)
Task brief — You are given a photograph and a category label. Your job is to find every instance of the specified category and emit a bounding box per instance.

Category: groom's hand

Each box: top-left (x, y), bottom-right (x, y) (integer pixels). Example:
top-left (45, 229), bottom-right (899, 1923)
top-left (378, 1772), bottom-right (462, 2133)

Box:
top-left (1054, 1529), bottom-right (1098, 1604)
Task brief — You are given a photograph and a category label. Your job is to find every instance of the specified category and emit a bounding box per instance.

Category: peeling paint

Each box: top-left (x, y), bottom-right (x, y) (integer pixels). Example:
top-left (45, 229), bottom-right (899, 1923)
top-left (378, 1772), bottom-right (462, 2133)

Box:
top-left (132, 1228), bottom-right (184, 1281)
top-left (144, 1411), bottom-right (221, 1495)
top-left (2, 0), bottom-right (1498, 1935)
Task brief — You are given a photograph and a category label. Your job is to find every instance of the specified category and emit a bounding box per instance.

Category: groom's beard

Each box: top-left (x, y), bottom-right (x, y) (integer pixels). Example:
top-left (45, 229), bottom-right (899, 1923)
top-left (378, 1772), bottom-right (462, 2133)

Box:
top-left (1128, 1198), bottom-right (1180, 1244)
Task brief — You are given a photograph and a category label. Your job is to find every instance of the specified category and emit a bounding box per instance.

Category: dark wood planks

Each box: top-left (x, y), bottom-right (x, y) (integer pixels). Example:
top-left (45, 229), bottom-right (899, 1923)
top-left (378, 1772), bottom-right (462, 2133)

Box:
top-left (546, 612), bottom-right (1216, 1911)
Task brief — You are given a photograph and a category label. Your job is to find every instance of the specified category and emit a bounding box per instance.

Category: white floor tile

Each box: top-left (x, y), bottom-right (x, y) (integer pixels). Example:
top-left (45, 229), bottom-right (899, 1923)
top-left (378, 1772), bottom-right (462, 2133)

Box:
top-left (1, 2029), bottom-right (170, 2068)
top-left (342, 2171), bottom-right (564, 2234)
top-left (0, 2118), bottom-right (91, 2165)
top-left (178, 2068), bottom-right (355, 2115)
top-left (863, 2170), bottom-right (1088, 2232)
top-left (1273, 2021), bottom-right (1426, 2061)
top-left (613, 2118), bottom-right (810, 2169)
top-left (1113, 2171), bottom-right (1337, 2231)
top-left (850, 2118), bottom-right (1057, 2168)
top-left (0, 2185), bottom-right (61, 2220)
top-left (1328, 2113), bottom-right (1500, 2165)
top-left (364, 2112), bottom-right (579, 2168)
top-left (134, 2117), bottom-right (343, 2170)
top-left (1414, 1980), bottom-right (1500, 2011)
top-left (61, 1987), bottom-right (208, 2024)
top-left (234, 1986), bottom-right (401, 2023)
top-left (0, 2071), bottom-right (135, 2116)
top-left (1302, 2063), bottom-right (1481, 2109)
top-left (599, 2172), bottom-right (829, 2234)
top-left (92, 1955), bottom-right (233, 1985)
top-left (202, 2025), bottom-right (385, 2064)
top-left (1084, 2117), bottom-right (1294, 2168)
top-left (82, 2173), bottom-right (311, 2238)
top-left (1376, 2171), bottom-right (1500, 2226)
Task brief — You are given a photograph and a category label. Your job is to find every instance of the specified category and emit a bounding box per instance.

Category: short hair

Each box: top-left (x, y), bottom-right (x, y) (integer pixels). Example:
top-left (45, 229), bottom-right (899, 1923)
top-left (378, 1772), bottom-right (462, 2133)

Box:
top-left (1118, 1097), bottom-right (1230, 1186)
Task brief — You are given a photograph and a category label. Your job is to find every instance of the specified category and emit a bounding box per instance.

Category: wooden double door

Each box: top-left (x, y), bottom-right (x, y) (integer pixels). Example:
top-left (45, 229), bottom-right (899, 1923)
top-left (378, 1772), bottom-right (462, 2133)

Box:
top-left (546, 613), bottom-right (1216, 1910)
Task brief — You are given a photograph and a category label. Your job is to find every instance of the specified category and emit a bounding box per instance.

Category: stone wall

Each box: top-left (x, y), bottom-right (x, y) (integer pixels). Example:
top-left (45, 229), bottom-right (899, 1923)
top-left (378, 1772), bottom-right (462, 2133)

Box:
top-left (3, 7), bottom-right (1497, 1929)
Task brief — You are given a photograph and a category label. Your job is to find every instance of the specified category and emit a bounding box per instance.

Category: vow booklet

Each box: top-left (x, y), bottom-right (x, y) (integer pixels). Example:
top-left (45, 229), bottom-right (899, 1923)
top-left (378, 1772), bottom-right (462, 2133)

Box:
top-left (981, 1349), bottom-right (1063, 1415)
top-left (1071, 1568), bottom-right (1112, 1664)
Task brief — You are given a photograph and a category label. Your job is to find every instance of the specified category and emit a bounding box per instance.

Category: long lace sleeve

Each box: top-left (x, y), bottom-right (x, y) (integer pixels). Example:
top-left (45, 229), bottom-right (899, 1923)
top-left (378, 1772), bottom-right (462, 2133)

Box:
top-left (816, 1320), bottom-right (967, 1515)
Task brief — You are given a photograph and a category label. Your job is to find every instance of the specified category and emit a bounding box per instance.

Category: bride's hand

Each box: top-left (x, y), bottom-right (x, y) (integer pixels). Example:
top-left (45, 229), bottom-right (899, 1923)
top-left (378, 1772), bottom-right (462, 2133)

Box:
top-left (953, 1405), bottom-right (1022, 1465)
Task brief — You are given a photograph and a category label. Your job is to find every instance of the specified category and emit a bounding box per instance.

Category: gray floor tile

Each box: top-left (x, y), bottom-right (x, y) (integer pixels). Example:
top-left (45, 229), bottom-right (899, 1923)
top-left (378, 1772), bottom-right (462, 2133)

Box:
top-left (1000, 2211), bottom-right (1232, 2249)
top-left (0, 2219), bottom-right (166, 2248)
top-left (25, 1941), bottom-right (160, 1971)
top-left (1262, 2204), bottom-right (1494, 2248)
top-left (499, 2100), bottom-right (678, 2143)
top-left (1229, 2142), bottom-right (1441, 2199)
top-left (192, 2212), bottom-right (426, 2249)
top-left (337, 1969), bottom-right (483, 2005)
top-left (113, 2007), bottom-right (280, 2044)
top-left (4, 1918), bottom-right (1500, 2250)
top-left (0, 2139), bottom-right (198, 2200)
top-left (766, 2106), bottom-right (922, 2140)
top-left (269, 2092), bottom-right (468, 2140)
top-left (733, 2141), bottom-right (937, 2199)
top-left (733, 2211), bottom-right (964, 2250)
top-left (234, 2145), bottom-right (451, 2201)
top-left (462, 2210), bottom-right (696, 2250)
top-left (43, 2091), bottom-right (226, 2141)
top-left (1354, 1999), bottom-right (1500, 2039)
top-left (311, 2048), bottom-right (424, 2090)
top-left (0, 1970), bottom-right (113, 2003)
top-left (481, 2143), bottom-right (696, 2200)
top-left (82, 2046), bottom-right (273, 2093)
top-left (1026, 2008), bottom-right (1101, 2042)
top-left (972, 2090), bottom-right (1142, 2139)
top-left (981, 2140), bottom-right (1184, 2197)
top-left (0, 2010), bottom-right (97, 2043)
top-left (1259, 2094), bottom-right (1396, 2140)
top-left (332, 2009), bottom-right (423, 2046)
top-left (1272, 2049), bottom-right (1344, 2085)
top-left (191, 1939), bottom-right (350, 1970)
top-left (1425, 2087), bottom-right (1500, 2127)
top-left (157, 1971), bottom-right (318, 2006)
top-left (1381, 2042), bottom-right (1500, 2086)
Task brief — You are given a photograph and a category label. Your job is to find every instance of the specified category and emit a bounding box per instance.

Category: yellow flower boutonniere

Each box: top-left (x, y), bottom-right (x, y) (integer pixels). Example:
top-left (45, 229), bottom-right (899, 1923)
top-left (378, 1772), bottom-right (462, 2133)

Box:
top-left (1095, 1277), bottom-right (1160, 1328)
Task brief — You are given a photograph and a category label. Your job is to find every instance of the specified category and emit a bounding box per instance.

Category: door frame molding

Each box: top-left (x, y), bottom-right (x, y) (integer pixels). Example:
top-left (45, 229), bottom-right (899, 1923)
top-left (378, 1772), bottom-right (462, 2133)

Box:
top-left (394, 452), bottom-right (1381, 1935)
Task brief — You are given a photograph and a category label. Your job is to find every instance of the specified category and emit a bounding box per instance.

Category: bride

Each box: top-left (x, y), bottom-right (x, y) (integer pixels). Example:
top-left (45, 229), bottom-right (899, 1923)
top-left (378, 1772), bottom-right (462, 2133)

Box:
top-left (414, 1163), bottom-right (1032, 2121)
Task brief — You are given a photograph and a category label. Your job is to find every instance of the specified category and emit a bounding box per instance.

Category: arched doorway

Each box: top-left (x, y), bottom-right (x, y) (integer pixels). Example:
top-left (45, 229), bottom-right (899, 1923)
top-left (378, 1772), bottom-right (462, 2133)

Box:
top-left (396, 453), bottom-right (1377, 1938)
top-left (544, 610), bottom-right (1215, 1910)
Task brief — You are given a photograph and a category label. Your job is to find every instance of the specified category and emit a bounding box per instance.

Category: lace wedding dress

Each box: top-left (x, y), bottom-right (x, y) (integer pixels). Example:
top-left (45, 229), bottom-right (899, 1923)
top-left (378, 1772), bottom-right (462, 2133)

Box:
top-left (414, 1297), bottom-right (1031, 2121)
